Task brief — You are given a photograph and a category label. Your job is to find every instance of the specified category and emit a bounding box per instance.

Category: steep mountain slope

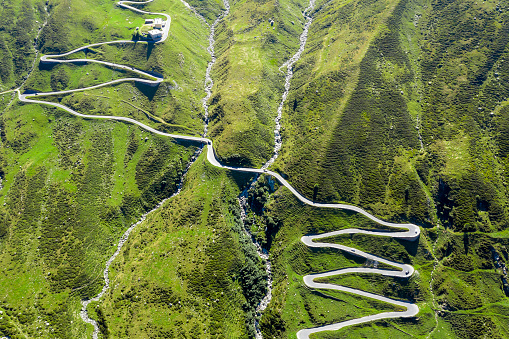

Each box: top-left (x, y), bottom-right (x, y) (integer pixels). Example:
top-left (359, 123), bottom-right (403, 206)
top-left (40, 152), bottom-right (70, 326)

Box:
top-left (204, 0), bottom-right (509, 336)
top-left (205, 0), bottom-right (310, 167)
top-left (264, 0), bottom-right (509, 337)
top-left (0, 0), bottom-right (48, 90)
top-left (1, 0), bottom-right (509, 338)
top-left (0, 98), bottom-right (197, 337)
top-left (0, 0), bottom-right (210, 337)
top-left (95, 157), bottom-right (264, 338)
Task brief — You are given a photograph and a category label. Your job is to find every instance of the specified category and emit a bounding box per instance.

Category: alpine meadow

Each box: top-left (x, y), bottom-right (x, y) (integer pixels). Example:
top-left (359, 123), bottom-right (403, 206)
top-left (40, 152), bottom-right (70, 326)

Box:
top-left (0, 0), bottom-right (508, 338)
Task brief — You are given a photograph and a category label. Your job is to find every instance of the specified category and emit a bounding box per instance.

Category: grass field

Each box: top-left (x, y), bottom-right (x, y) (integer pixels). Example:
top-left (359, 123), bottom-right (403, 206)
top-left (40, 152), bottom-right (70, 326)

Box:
top-left (0, 97), bottom-right (199, 337)
top-left (204, 0), bottom-right (310, 167)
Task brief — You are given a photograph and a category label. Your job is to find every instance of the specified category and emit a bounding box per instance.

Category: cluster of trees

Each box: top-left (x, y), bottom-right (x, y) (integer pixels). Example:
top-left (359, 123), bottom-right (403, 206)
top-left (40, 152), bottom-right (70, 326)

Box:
top-left (229, 201), bottom-right (268, 337)
top-left (248, 177), bottom-right (272, 214)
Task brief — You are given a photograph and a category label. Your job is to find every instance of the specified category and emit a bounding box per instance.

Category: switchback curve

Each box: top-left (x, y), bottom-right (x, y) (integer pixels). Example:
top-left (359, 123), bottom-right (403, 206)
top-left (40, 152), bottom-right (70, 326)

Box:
top-left (37, 0), bottom-right (170, 90)
top-left (296, 228), bottom-right (419, 338)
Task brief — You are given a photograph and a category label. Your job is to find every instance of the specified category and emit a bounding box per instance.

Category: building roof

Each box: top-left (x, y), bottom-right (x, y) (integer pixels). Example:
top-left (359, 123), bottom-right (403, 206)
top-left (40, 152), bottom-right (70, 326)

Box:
top-left (148, 29), bottom-right (162, 37)
top-left (154, 18), bottom-right (163, 23)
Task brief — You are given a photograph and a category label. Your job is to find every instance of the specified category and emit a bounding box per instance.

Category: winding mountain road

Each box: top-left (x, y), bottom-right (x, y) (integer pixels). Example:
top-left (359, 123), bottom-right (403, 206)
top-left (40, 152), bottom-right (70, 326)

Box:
top-left (296, 229), bottom-right (419, 338)
top-left (14, 0), bottom-right (421, 338)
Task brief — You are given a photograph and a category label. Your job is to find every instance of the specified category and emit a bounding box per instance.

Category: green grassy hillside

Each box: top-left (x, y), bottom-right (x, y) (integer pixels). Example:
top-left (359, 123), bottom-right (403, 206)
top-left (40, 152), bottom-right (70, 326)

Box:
top-left (94, 155), bottom-right (265, 338)
top-left (278, 0), bottom-right (428, 222)
top-left (0, 97), bottom-right (197, 338)
top-left (200, 0), bottom-right (509, 336)
top-left (0, 0), bottom-right (275, 337)
top-left (205, 0), bottom-right (309, 167)
top-left (0, 0), bottom-right (212, 337)
top-left (22, 0), bottom-right (213, 136)
top-left (0, 0), bottom-right (47, 90)
top-left (265, 0), bottom-right (509, 336)
top-left (1, 0), bottom-right (509, 338)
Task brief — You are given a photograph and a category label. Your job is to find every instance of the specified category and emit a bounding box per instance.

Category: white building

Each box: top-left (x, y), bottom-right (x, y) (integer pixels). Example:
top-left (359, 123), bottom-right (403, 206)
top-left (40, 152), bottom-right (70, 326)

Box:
top-left (154, 18), bottom-right (164, 28)
top-left (148, 29), bottom-right (162, 40)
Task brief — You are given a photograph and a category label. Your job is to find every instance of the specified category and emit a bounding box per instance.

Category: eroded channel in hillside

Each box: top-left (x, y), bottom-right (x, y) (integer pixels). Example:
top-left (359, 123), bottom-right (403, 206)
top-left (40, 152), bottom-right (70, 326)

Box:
top-left (236, 0), bottom-right (318, 336)
top-left (263, 0), bottom-right (316, 170)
